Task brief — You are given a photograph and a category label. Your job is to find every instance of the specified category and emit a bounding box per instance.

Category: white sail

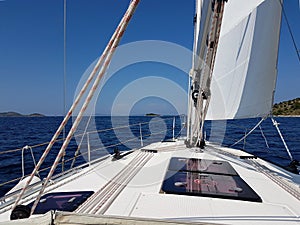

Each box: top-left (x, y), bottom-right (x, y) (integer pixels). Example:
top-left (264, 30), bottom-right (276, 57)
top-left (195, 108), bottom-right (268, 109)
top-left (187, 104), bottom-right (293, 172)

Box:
top-left (205, 0), bottom-right (282, 120)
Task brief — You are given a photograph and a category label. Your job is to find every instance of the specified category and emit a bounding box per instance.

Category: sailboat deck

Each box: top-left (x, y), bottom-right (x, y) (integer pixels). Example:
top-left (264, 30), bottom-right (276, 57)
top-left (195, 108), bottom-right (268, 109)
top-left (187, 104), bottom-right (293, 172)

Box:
top-left (1, 139), bottom-right (299, 224)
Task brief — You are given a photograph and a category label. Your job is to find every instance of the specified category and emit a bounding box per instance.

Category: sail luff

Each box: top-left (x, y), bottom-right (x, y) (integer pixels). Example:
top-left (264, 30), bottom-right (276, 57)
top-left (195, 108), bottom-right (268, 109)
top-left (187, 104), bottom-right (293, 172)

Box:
top-left (187, 0), bottom-right (213, 145)
top-left (187, 0), bottom-right (228, 147)
top-left (271, 0), bottom-right (283, 114)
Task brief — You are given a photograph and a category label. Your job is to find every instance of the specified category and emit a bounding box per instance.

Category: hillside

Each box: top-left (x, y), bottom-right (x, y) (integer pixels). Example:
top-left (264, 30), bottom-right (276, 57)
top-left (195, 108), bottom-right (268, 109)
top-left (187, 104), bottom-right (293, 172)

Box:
top-left (272, 98), bottom-right (300, 116)
top-left (145, 113), bottom-right (160, 117)
top-left (0, 112), bottom-right (45, 117)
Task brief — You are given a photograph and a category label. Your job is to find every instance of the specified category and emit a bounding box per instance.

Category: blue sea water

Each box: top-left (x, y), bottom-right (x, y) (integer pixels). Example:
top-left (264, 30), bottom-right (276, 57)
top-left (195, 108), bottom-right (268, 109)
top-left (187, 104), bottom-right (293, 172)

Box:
top-left (0, 116), bottom-right (299, 197)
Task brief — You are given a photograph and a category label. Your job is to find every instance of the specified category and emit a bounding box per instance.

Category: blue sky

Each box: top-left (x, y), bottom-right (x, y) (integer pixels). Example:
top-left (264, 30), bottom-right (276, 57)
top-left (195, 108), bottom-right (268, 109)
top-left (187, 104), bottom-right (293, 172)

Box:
top-left (0, 0), bottom-right (299, 116)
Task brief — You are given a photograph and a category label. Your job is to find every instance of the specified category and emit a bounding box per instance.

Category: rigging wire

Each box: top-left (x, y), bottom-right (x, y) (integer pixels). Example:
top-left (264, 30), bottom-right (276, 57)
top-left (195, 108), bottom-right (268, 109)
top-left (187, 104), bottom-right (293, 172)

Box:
top-left (12, 0), bottom-right (135, 211)
top-left (0, 117), bottom-right (175, 156)
top-left (271, 117), bottom-right (294, 161)
top-left (62, 0), bottom-right (67, 172)
top-left (230, 116), bottom-right (267, 147)
top-left (259, 124), bottom-right (270, 149)
top-left (207, 118), bottom-right (294, 163)
top-left (69, 109), bottom-right (94, 169)
top-left (279, 0), bottom-right (300, 63)
top-left (0, 118), bottom-right (175, 190)
top-left (29, 1), bottom-right (141, 214)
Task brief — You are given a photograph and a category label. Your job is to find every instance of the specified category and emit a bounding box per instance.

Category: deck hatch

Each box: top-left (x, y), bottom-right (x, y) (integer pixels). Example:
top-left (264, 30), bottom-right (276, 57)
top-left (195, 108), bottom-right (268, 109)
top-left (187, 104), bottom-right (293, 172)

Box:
top-left (168, 157), bottom-right (238, 175)
top-left (162, 157), bottom-right (262, 202)
top-left (27, 191), bottom-right (94, 214)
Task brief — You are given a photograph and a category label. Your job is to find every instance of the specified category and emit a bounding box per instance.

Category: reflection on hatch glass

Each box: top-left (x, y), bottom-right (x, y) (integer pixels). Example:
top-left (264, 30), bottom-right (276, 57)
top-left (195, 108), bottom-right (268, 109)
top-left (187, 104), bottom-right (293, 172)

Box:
top-left (27, 191), bottom-right (94, 214)
top-left (162, 158), bottom-right (262, 202)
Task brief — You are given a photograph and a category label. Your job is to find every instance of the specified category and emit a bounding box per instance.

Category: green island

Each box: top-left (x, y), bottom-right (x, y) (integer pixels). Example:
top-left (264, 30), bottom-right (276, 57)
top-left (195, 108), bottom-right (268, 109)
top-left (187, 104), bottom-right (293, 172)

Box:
top-left (1, 99), bottom-right (299, 118)
top-left (272, 98), bottom-right (300, 116)
top-left (0, 112), bottom-right (45, 117)
top-left (145, 113), bottom-right (160, 117)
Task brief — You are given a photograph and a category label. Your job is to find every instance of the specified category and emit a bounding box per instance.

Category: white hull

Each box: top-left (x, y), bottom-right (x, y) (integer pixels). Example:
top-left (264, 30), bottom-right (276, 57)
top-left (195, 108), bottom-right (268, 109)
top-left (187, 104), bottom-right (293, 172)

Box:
top-left (1, 139), bottom-right (299, 224)
top-left (1, 0), bottom-right (299, 224)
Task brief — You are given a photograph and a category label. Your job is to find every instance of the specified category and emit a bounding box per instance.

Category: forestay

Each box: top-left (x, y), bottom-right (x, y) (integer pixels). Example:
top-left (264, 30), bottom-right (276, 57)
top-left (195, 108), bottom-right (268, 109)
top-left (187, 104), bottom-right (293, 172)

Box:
top-left (205, 0), bottom-right (282, 120)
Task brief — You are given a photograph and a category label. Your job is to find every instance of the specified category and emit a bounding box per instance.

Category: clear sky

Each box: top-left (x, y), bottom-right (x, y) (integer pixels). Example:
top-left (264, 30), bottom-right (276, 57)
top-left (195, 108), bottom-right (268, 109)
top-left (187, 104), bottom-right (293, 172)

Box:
top-left (0, 0), bottom-right (299, 116)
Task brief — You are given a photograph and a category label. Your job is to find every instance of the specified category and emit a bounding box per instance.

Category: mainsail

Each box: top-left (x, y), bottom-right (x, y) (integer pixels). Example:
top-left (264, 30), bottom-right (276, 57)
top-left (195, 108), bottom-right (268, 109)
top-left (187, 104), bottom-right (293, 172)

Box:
top-left (206, 0), bottom-right (282, 120)
top-left (187, 0), bottom-right (282, 147)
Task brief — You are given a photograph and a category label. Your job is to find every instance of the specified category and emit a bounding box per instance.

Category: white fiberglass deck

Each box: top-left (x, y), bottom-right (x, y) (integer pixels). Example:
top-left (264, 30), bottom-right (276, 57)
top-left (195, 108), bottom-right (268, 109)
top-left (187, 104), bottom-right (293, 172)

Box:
top-left (1, 139), bottom-right (300, 224)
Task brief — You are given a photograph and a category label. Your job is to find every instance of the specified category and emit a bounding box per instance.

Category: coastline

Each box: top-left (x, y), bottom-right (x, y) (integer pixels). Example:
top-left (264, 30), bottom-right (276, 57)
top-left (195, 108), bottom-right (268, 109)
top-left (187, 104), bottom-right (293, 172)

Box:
top-left (0, 112), bottom-right (45, 117)
top-left (274, 115), bottom-right (300, 117)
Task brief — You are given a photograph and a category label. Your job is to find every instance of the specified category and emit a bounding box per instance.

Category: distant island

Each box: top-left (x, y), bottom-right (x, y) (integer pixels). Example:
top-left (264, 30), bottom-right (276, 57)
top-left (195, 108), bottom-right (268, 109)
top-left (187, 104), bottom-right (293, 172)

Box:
top-left (272, 98), bottom-right (300, 116)
top-left (1, 99), bottom-right (299, 117)
top-left (145, 113), bottom-right (160, 117)
top-left (0, 112), bottom-right (45, 117)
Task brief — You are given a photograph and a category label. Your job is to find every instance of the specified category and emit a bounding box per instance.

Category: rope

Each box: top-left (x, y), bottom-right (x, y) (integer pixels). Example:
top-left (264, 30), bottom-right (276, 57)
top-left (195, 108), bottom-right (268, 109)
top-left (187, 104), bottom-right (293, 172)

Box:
top-left (0, 119), bottom-right (175, 186)
top-left (29, 0), bottom-right (141, 215)
top-left (12, 0), bottom-right (137, 212)
top-left (0, 146), bottom-right (101, 190)
top-left (278, 0), bottom-right (300, 63)
top-left (0, 117), bottom-right (175, 156)
top-left (13, 4), bottom-right (135, 209)
top-left (76, 151), bottom-right (153, 214)
top-left (0, 141), bottom-right (49, 155)
top-left (0, 177), bottom-right (22, 188)
top-left (0, 117), bottom-right (176, 189)
top-left (0, 127), bottom-right (173, 191)
top-left (69, 117), bottom-right (174, 167)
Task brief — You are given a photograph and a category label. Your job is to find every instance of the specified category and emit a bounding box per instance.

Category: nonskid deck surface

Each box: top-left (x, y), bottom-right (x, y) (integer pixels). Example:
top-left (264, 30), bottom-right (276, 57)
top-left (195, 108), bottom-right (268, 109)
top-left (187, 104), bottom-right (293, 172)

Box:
top-left (1, 140), bottom-right (300, 224)
top-left (75, 151), bottom-right (154, 214)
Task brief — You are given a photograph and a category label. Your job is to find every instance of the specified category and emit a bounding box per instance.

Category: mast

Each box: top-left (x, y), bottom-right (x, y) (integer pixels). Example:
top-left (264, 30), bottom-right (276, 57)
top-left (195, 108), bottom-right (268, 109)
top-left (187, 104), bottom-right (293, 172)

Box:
top-left (186, 0), bottom-right (228, 148)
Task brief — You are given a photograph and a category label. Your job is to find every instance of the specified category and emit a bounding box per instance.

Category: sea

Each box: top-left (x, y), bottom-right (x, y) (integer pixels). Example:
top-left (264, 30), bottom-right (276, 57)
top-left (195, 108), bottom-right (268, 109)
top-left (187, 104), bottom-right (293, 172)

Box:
top-left (0, 116), bottom-right (299, 197)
